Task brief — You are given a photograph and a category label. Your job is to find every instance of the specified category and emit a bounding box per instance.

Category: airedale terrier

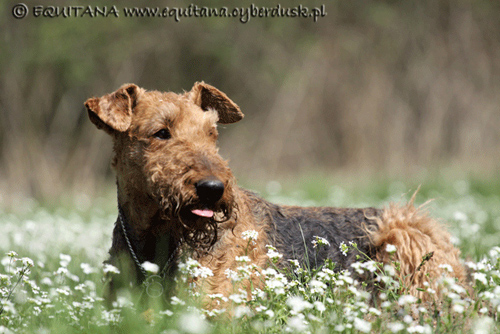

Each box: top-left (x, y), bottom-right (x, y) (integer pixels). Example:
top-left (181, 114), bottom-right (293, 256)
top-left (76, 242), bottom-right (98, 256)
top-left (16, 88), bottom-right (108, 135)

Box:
top-left (85, 82), bottom-right (466, 305)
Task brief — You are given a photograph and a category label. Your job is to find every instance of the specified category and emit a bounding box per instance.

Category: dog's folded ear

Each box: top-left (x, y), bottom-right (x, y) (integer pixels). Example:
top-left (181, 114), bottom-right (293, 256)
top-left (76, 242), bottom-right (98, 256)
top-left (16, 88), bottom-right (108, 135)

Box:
top-left (85, 84), bottom-right (140, 134)
top-left (189, 82), bottom-right (244, 124)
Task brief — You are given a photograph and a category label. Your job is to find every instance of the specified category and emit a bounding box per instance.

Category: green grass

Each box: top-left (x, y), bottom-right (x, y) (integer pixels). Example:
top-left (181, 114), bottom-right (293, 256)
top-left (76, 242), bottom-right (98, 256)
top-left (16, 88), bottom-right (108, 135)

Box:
top-left (1, 177), bottom-right (500, 333)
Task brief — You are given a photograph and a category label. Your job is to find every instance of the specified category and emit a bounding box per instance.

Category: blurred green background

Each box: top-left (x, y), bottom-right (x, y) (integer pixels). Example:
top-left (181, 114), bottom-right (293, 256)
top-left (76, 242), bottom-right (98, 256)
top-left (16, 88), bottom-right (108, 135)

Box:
top-left (1, 0), bottom-right (500, 205)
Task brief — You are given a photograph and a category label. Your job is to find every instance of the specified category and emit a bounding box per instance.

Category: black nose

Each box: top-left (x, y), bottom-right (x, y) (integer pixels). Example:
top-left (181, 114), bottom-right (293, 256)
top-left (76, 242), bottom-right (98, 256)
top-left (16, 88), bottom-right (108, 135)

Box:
top-left (195, 178), bottom-right (225, 205)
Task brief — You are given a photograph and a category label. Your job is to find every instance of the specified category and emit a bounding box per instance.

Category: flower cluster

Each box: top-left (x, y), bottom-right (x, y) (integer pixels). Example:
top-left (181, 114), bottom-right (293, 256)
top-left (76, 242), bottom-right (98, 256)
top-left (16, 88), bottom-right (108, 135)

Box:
top-left (311, 236), bottom-right (330, 249)
top-left (179, 258), bottom-right (214, 279)
top-left (1, 183), bottom-right (500, 333)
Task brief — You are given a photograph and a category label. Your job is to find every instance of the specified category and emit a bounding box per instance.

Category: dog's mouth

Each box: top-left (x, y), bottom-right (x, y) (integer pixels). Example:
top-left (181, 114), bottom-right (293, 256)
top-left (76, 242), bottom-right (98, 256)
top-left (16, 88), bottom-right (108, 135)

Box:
top-left (168, 204), bottom-right (230, 251)
top-left (190, 208), bottom-right (215, 218)
top-left (158, 187), bottom-right (235, 251)
top-left (180, 205), bottom-right (227, 223)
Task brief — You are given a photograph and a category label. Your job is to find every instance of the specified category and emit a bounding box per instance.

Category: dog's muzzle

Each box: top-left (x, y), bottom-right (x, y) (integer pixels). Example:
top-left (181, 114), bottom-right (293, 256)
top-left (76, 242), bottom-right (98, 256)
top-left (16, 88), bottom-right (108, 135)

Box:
top-left (191, 178), bottom-right (225, 218)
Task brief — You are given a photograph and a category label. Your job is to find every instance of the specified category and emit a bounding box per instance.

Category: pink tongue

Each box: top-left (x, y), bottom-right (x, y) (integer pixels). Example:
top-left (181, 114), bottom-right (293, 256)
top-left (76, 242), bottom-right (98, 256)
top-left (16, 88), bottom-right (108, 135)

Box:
top-left (191, 209), bottom-right (214, 218)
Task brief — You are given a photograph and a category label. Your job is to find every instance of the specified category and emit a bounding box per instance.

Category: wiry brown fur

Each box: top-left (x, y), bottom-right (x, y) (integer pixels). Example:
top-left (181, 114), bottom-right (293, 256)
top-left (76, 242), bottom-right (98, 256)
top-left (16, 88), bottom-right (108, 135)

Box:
top-left (368, 193), bottom-right (466, 298)
top-left (85, 82), bottom-right (466, 308)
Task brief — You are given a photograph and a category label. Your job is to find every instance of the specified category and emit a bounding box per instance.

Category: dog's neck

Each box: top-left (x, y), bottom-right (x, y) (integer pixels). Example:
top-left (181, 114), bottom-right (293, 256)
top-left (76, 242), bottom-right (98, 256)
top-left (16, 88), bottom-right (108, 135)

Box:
top-left (116, 176), bottom-right (166, 233)
top-left (116, 181), bottom-right (180, 272)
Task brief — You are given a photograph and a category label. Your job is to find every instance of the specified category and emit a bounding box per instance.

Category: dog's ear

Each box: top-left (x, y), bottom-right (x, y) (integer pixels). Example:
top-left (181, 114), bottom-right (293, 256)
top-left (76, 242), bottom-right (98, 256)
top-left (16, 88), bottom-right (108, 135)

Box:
top-left (85, 84), bottom-right (140, 134)
top-left (189, 82), bottom-right (244, 124)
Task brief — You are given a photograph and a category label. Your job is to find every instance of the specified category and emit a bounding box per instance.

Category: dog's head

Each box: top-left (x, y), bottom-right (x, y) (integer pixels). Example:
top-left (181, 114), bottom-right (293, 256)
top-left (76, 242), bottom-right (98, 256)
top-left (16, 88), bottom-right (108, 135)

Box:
top-left (85, 82), bottom-right (243, 249)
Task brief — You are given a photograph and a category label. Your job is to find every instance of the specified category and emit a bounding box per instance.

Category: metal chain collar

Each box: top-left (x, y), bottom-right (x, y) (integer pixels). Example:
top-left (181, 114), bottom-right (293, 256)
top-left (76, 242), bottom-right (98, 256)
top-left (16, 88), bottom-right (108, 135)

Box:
top-left (117, 205), bottom-right (178, 280)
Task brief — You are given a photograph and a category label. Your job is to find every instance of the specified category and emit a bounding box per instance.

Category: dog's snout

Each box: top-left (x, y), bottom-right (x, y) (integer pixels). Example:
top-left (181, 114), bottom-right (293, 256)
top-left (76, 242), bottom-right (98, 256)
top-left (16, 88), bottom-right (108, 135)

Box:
top-left (195, 178), bottom-right (225, 204)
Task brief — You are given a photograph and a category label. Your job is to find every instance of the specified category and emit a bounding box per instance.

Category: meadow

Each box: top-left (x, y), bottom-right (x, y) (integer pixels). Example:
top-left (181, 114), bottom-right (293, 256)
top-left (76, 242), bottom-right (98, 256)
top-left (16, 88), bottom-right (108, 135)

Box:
top-left (1, 177), bottom-right (499, 333)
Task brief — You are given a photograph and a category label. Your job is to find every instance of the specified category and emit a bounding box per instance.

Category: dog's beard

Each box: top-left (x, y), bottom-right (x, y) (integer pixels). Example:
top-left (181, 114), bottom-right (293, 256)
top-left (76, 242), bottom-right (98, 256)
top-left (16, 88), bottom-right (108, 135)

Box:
top-left (159, 195), bottom-right (234, 253)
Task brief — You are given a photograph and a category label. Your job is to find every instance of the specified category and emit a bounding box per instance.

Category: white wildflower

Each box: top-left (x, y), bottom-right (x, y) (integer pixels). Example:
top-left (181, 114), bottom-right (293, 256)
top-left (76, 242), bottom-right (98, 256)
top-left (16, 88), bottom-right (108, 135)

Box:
top-left (338, 271), bottom-right (353, 284)
top-left (384, 264), bottom-right (396, 276)
top-left (141, 261), bottom-right (159, 274)
top-left (208, 293), bottom-right (228, 302)
top-left (160, 309), bottom-right (174, 316)
top-left (472, 316), bottom-right (495, 334)
top-left (481, 259), bottom-right (493, 271)
top-left (453, 211), bottom-right (468, 222)
top-left (489, 246), bottom-right (500, 259)
top-left (228, 291), bottom-right (247, 304)
top-left (255, 305), bottom-right (267, 313)
top-left (309, 279), bottom-right (327, 294)
top-left (362, 260), bottom-right (378, 273)
top-left (288, 259), bottom-right (303, 275)
top-left (438, 263), bottom-right (454, 273)
top-left (55, 267), bottom-right (68, 276)
top-left (204, 308), bottom-right (225, 317)
top-left (59, 254), bottom-right (71, 267)
top-left (480, 291), bottom-right (494, 300)
top-left (319, 267), bottom-right (334, 280)
top-left (252, 288), bottom-right (265, 300)
top-left (472, 272), bottom-right (488, 285)
top-left (385, 244), bottom-right (397, 254)
top-left (56, 287), bottom-right (71, 296)
top-left (353, 318), bottom-right (371, 333)
top-left (178, 311), bottom-right (208, 334)
top-left (7, 251), bottom-right (18, 258)
top-left (262, 267), bottom-right (277, 276)
top-left (101, 310), bottom-right (121, 325)
top-left (0, 274), bottom-right (10, 285)
top-left (40, 277), bottom-right (53, 286)
top-left (242, 230), bottom-right (258, 241)
top-left (339, 241), bottom-right (348, 256)
top-left (451, 282), bottom-right (466, 294)
top-left (351, 262), bottom-right (364, 275)
top-left (195, 266), bottom-right (213, 279)
top-left (398, 295), bottom-right (417, 306)
top-left (381, 301), bottom-right (392, 309)
top-left (387, 322), bottom-right (405, 333)
top-left (265, 277), bottom-right (286, 295)
top-left (80, 263), bottom-right (97, 274)
top-left (287, 314), bottom-right (308, 332)
top-left (114, 296), bottom-right (133, 308)
top-left (266, 245), bottom-right (283, 262)
top-left (314, 301), bottom-right (326, 312)
top-left (312, 236), bottom-right (330, 248)
top-left (234, 305), bottom-right (252, 318)
top-left (407, 324), bottom-right (432, 334)
top-left (265, 309), bottom-right (275, 318)
top-left (171, 296), bottom-right (186, 305)
top-left (334, 324), bottom-right (345, 332)
top-left (236, 264), bottom-right (255, 280)
top-left (286, 295), bottom-right (313, 313)
top-left (225, 268), bottom-right (239, 281)
top-left (21, 257), bottom-right (34, 268)
top-left (179, 258), bottom-right (213, 278)
top-left (235, 256), bottom-right (251, 263)
top-left (102, 263), bottom-right (120, 275)
top-left (452, 303), bottom-right (465, 314)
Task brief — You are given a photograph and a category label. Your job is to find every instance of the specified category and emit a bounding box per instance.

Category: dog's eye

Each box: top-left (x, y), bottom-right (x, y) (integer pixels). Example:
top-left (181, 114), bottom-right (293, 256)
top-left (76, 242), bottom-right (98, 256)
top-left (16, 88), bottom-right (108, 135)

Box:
top-left (153, 129), bottom-right (171, 140)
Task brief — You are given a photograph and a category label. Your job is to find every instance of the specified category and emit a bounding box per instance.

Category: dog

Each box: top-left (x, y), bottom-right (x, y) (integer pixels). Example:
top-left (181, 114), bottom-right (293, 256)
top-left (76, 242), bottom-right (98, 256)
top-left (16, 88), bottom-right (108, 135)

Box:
top-left (85, 82), bottom-right (466, 307)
